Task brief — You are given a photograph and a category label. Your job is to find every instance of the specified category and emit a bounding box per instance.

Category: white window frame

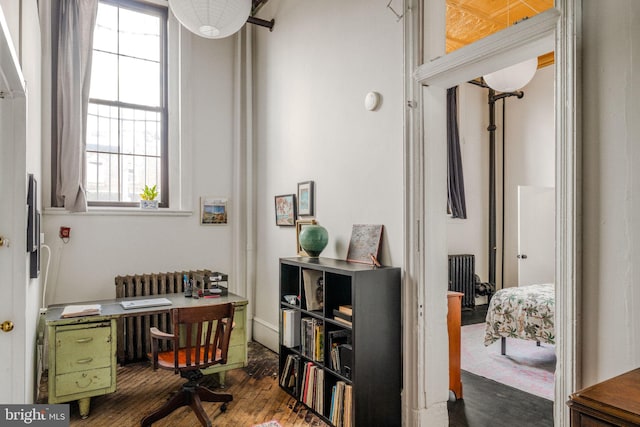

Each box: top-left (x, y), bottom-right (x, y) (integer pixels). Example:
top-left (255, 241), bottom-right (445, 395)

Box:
top-left (87, 0), bottom-right (169, 208)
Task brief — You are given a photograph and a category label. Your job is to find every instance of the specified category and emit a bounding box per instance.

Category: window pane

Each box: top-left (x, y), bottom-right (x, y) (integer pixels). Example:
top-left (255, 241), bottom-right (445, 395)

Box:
top-left (121, 108), bottom-right (135, 154)
top-left (86, 104), bottom-right (99, 153)
top-left (119, 57), bottom-right (160, 106)
top-left (119, 8), bottom-right (160, 61)
top-left (121, 154), bottom-right (136, 202)
top-left (145, 111), bottom-right (160, 156)
top-left (86, 151), bottom-right (99, 200)
top-left (90, 51), bottom-right (118, 101)
top-left (93, 3), bottom-right (118, 54)
top-left (86, 0), bottom-right (166, 206)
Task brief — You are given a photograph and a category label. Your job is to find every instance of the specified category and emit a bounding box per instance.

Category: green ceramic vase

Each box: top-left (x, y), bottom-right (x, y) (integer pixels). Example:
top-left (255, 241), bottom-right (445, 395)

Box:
top-left (299, 225), bottom-right (329, 257)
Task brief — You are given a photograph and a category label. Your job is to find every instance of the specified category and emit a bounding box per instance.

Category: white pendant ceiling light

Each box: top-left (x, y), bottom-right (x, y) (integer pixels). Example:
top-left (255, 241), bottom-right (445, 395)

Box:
top-left (168, 0), bottom-right (252, 39)
top-left (483, 57), bottom-right (538, 92)
top-left (481, 0), bottom-right (537, 93)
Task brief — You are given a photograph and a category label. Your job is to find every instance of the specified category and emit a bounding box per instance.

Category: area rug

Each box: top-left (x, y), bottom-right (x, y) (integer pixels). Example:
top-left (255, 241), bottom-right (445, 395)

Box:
top-left (461, 322), bottom-right (555, 400)
top-left (252, 421), bottom-right (282, 427)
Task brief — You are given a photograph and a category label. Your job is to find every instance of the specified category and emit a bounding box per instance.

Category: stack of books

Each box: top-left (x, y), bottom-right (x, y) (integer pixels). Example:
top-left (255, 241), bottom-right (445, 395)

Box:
top-left (333, 305), bottom-right (352, 327)
top-left (328, 329), bottom-right (352, 377)
top-left (281, 309), bottom-right (301, 348)
top-left (329, 380), bottom-right (353, 427)
top-left (300, 362), bottom-right (324, 414)
top-left (280, 353), bottom-right (301, 396)
top-left (301, 317), bottom-right (323, 362)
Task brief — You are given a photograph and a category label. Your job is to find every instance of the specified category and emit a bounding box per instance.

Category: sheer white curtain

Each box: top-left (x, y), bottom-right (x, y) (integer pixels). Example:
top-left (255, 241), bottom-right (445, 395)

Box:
top-left (45, 0), bottom-right (98, 212)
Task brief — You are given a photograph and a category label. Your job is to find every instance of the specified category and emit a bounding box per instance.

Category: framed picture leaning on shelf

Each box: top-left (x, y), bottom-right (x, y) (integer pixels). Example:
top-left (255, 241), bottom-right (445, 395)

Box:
top-left (275, 194), bottom-right (296, 226)
top-left (296, 219), bottom-right (317, 255)
top-left (297, 180), bottom-right (315, 217)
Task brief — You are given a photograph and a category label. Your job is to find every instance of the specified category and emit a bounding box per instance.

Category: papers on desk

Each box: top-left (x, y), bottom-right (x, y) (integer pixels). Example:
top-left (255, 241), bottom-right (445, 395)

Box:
top-left (61, 304), bottom-right (101, 318)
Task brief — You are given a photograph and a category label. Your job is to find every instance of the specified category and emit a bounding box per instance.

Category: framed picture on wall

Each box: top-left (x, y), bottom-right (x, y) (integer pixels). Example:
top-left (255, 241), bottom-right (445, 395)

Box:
top-left (275, 194), bottom-right (296, 226)
top-left (200, 197), bottom-right (228, 225)
top-left (297, 181), bottom-right (315, 217)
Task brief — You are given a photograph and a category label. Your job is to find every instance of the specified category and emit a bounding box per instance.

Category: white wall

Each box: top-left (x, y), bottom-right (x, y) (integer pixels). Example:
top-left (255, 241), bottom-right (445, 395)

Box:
top-left (448, 66), bottom-right (555, 290)
top-left (41, 32), bottom-right (238, 305)
top-left (581, 0), bottom-right (640, 386)
top-left (503, 65), bottom-right (555, 286)
top-left (252, 0), bottom-right (404, 350)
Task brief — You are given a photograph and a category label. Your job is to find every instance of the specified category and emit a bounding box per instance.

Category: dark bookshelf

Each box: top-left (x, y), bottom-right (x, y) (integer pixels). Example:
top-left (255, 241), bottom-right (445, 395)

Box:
top-left (278, 257), bottom-right (401, 427)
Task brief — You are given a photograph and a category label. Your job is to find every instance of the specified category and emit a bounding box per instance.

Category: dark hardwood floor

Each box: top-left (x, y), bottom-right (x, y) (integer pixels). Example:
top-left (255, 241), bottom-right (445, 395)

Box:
top-left (450, 303), bottom-right (554, 427)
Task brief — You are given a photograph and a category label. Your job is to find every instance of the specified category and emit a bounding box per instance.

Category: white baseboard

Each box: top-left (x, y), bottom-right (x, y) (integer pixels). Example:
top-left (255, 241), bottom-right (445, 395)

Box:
top-left (252, 316), bottom-right (279, 353)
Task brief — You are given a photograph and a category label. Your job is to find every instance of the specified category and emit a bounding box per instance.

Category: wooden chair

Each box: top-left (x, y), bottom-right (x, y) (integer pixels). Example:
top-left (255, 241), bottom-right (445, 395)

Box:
top-left (140, 303), bottom-right (235, 427)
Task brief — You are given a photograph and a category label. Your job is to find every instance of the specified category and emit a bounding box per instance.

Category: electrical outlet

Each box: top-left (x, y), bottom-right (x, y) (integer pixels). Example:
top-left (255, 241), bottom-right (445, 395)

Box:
top-left (59, 226), bottom-right (71, 239)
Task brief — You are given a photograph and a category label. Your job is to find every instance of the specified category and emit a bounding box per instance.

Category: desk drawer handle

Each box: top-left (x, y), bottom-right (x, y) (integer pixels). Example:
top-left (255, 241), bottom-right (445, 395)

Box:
top-left (75, 373), bottom-right (93, 389)
top-left (76, 358), bottom-right (93, 364)
top-left (76, 337), bottom-right (93, 344)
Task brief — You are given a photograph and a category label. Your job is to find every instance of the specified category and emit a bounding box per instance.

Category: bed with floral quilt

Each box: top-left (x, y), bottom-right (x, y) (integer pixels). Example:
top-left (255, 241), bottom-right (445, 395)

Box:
top-left (484, 283), bottom-right (555, 355)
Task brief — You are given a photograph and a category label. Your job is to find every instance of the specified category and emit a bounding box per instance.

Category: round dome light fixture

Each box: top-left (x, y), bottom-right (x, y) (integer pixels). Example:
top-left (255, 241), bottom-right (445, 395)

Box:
top-left (482, 57), bottom-right (538, 92)
top-left (168, 0), bottom-right (252, 39)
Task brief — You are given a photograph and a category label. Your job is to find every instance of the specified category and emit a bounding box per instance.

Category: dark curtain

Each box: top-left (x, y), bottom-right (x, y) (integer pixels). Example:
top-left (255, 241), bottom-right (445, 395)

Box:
top-left (447, 86), bottom-right (467, 219)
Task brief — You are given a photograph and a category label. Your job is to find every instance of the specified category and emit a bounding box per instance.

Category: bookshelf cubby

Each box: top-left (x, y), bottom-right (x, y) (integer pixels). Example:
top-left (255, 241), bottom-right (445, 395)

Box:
top-left (278, 257), bottom-right (401, 427)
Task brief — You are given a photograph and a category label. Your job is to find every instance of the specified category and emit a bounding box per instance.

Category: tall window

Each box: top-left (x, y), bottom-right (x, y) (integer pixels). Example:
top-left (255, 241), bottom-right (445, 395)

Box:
top-left (87, 0), bottom-right (168, 206)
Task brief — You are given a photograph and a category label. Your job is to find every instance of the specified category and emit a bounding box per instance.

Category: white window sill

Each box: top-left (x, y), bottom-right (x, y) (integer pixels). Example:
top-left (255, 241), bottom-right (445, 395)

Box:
top-left (44, 207), bottom-right (193, 217)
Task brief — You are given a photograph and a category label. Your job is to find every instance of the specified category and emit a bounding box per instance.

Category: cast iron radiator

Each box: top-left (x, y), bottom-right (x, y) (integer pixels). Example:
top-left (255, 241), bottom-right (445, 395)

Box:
top-left (448, 254), bottom-right (475, 308)
top-left (114, 269), bottom-right (212, 364)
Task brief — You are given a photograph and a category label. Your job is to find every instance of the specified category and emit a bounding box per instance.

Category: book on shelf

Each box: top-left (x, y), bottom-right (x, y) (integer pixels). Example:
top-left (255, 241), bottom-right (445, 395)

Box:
top-left (301, 317), bottom-right (324, 362)
top-left (330, 380), bottom-right (351, 426)
top-left (333, 316), bottom-right (352, 327)
top-left (281, 309), bottom-right (301, 348)
top-left (328, 329), bottom-right (352, 373)
top-left (299, 363), bottom-right (323, 414)
top-left (338, 304), bottom-right (352, 316)
top-left (339, 344), bottom-right (352, 379)
top-left (280, 354), bottom-right (301, 396)
top-left (60, 304), bottom-right (101, 318)
top-left (344, 384), bottom-right (353, 427)
top-left (332, 308), bottom-right (352, 322)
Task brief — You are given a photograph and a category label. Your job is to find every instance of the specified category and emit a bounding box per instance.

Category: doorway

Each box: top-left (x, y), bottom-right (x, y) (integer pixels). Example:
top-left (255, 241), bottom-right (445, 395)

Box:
top-left (403, 2), bottom-right (580, 426)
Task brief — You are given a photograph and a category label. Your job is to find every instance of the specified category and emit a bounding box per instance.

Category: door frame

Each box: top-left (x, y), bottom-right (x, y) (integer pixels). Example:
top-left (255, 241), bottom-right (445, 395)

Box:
top-left (403, 1), bottom-right (581, 425)
top-left (0, 4), bottom-right (28, 403)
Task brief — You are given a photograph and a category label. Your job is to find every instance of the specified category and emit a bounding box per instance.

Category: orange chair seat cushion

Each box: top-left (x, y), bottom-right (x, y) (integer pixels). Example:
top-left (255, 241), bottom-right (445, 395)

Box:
top-left (154, 346), bottom-right (223, 370)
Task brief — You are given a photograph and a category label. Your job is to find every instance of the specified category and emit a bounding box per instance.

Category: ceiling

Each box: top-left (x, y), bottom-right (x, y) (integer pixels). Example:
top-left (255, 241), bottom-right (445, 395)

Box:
top-left (251, 0), bottom-right (555, 68)
top-left (446, 0), bottom-right (555, 67)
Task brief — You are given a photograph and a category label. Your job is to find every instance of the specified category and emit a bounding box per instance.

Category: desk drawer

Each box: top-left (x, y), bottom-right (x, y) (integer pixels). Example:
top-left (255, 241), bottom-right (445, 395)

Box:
top-left (55, 367), bottom-right (112, 397)
top-left (55, 326), bottom-right (112, 374)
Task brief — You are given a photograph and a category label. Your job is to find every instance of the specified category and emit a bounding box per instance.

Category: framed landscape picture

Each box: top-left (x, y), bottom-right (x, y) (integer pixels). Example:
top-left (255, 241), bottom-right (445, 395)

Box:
top-left (275, 194), bottom-right (296, 226)
top-left (200, 197), bottom-right (228, 225)
top-left (297, 181), bottom-right (315, 217)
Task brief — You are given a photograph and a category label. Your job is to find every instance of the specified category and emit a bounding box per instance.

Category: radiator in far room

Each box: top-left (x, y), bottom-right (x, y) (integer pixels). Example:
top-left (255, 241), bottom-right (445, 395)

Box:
top-left (448, 254), bottom-right (475, 308)
top-left (114, 270), bottom-right (212, 364)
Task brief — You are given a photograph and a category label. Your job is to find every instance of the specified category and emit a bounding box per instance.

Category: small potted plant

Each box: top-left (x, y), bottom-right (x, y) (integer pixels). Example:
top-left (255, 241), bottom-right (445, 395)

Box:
top-left (140, 184), bottom-right (159, 209)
